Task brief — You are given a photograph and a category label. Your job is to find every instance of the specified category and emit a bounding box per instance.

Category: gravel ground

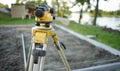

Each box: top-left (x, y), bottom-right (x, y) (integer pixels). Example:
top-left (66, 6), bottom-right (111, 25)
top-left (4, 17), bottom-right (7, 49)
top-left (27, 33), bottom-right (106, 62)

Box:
top-left (0, 25), bottom-right (120, 71)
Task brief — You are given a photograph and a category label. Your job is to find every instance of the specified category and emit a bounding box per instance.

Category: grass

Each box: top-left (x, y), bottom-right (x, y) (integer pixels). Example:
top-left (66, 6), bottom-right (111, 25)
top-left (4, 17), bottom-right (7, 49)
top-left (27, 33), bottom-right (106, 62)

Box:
top-left (0, 12), bottom-right (35, 25)
top-left (0, 11), bottom-right (35, 25)
top-left (53, 21), bottom-right (120, 50)
top-left (0, 18), bottom-right (35, 25)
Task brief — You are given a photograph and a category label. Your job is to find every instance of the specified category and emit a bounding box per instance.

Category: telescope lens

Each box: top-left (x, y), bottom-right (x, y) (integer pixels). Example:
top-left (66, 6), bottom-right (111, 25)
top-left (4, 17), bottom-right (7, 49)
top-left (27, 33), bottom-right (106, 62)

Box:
top-left (35, 9), bottom-right (44, 17)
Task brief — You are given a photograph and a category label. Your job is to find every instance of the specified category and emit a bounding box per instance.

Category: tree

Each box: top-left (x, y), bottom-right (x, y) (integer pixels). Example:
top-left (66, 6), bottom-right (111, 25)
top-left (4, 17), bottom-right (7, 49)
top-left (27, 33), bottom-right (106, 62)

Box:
top-left (93, 0), bottom-right (108, 26)
top-left (56, 0), bottom-right (60, 16)
top-left (93, 0), bottom-right (99, 25)
top-left (51, 0), bottom-right (71, 17)
top-left (16, 0), bottom-right (20, 4)
top-left (76, 0), bottom-right (84, 23)
top-left (35, 0), bottom-right (41, 5)
top-left (60, 1), bottom-right (71, 17)
top-left (75, 0), bottom-right (90, 23)
top-left (51, 0), bottom-right (60, 16)
top-left (15, 0), bottom-right (29, 4)
top-left (0, 3), bottom-right (8, 8)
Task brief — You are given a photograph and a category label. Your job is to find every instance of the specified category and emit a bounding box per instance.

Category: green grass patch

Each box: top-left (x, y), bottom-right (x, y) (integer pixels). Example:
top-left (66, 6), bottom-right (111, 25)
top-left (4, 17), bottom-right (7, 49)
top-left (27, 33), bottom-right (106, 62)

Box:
top-left (0, 11), bottom-right (35, 25)
top-left (0, 18), bottom-right (35, 25)
top-left (53, 20), bottom-right (120, 50)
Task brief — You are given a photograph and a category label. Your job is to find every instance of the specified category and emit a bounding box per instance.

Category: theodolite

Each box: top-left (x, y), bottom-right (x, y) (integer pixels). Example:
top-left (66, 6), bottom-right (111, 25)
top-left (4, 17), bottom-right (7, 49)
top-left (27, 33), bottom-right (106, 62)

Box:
top-left (26, 5), bottom-right (71, 71)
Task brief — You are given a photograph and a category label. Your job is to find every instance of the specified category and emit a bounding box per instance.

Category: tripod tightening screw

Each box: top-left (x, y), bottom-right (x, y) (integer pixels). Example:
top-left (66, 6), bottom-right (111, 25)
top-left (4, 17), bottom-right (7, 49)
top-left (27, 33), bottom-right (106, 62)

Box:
top-left (60, 42), bottom-right (66, 50)
top-left (33, 49), bottom-right (46, 64)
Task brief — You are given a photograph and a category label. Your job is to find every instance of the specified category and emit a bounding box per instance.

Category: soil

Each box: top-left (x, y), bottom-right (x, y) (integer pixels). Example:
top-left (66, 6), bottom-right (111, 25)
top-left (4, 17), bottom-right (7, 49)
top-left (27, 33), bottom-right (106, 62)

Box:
top-left (0, 25), bottom-right (120, 71)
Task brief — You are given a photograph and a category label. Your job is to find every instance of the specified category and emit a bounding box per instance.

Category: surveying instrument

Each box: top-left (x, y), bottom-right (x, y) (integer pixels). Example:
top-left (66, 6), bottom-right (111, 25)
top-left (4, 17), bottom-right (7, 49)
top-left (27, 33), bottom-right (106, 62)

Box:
top-left (25, 5), bottom-right (71, 71)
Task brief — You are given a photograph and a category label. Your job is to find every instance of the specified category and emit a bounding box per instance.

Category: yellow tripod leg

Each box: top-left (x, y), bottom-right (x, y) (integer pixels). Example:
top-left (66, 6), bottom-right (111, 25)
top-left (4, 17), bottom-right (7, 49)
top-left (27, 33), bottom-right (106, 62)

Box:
top-left (26, 43), bottom-right (46, 71)
top-left (52, 35), bottom-right (71, 71)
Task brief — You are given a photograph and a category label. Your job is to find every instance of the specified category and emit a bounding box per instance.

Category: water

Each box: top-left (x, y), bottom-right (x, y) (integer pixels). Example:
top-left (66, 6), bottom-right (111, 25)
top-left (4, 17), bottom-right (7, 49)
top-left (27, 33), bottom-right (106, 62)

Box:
top-left (69, 13), bottom-right (120, 31)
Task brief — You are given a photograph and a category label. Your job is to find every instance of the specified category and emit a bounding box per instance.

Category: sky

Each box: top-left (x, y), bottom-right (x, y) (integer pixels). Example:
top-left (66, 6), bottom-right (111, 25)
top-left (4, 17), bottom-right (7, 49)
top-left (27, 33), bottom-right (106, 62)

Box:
top-left (99, 0), bottom-right (120, 11)
top-left (0, 0), bottom-right (120, 11)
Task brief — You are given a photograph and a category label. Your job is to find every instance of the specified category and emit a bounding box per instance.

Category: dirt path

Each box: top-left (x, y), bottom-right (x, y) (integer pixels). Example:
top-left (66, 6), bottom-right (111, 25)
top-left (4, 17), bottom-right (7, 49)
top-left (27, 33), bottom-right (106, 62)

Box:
top-left (0, 25), bottom-right (120, 71)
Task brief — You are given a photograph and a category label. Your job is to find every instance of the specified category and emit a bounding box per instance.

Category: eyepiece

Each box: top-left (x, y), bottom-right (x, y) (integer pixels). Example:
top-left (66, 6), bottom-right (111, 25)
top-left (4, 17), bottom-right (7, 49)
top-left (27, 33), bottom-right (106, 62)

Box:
top-left (50, 8), bottom-right (54, 14)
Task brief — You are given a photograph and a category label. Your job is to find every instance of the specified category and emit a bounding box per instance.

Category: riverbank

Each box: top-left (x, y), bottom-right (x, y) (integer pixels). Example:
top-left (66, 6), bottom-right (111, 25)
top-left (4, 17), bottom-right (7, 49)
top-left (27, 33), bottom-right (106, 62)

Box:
top-left (69, 13), bottom-right (120, 31)
top-left (54, 18), bottom-right (120, 50)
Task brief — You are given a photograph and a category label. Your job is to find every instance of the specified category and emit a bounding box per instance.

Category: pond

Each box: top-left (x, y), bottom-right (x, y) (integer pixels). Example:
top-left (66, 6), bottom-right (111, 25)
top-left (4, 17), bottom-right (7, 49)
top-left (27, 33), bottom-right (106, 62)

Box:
top-left (69, 13), bottom-right (120, 31)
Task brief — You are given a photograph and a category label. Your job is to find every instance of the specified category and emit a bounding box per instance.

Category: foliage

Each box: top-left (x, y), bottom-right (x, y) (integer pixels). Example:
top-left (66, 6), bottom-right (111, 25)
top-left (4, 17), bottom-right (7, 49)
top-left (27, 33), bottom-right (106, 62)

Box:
top-left (25, 1), bottom-right (36, 9)
top-left (89, 9), bottom-right (120, 17)
top-left (25, 0), bottom-right (71, 18)
top-left (39, 0), bottom-right (47, 6)
top-left (76, 0), bottom-right (85, 5)
top-left (16, 0), bottom-right (20, 4)
top-left (51, 0), bottom-right (71, 18)
top-left (25, 0), bottom-right (47, 9)
top-left (0, 3), bottom-right (8, 8)
top-left (74, 0), bottom-right (90, 23)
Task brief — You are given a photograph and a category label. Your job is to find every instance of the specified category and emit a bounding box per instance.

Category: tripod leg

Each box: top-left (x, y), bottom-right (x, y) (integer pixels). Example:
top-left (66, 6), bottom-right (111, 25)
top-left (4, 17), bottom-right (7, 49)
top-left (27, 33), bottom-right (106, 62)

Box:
top-left (52, 35), bottom-right (71, 71)
top-left (27, 42), bottom-right (46, 71)
top-left (32, 44), bottom-right (46, 71)
top-left (38, 44), bottom-right (47, 71)
top-left (28, 43), bottom-right (35, 71)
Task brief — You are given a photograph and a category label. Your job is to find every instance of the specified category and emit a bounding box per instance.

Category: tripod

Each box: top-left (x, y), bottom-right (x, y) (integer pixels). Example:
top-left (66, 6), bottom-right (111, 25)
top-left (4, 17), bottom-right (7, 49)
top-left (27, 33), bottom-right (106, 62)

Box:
top-left (25, 24), bottom-right (71, 71)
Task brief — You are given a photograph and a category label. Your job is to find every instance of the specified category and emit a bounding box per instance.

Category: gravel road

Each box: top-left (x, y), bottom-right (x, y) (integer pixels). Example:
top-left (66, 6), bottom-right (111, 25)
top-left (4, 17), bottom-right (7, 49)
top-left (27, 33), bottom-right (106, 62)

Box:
top-left (0, 25), bottom-right (120, 71)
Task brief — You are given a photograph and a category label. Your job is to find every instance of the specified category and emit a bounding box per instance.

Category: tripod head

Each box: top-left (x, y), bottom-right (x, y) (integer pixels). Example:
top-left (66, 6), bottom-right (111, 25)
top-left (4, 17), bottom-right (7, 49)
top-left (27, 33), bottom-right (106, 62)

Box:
top-left (35, 4), bottom-right (55, 27)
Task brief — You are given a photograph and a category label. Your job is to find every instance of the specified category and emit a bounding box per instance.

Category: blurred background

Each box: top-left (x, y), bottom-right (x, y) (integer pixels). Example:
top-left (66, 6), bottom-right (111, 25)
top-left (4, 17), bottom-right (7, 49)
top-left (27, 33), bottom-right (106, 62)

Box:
top-left (0, 0), bottom-right (120, 30)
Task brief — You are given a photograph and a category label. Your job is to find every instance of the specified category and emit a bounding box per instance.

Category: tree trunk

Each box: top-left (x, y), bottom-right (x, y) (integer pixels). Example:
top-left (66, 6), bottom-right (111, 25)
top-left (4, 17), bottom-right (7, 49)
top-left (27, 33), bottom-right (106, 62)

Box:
top-left (56, 0), bottom-right (60, 16)
top-left (79, 5), bottom-right (83, 24)
top-left (93, 0), bottom-right (99, 26)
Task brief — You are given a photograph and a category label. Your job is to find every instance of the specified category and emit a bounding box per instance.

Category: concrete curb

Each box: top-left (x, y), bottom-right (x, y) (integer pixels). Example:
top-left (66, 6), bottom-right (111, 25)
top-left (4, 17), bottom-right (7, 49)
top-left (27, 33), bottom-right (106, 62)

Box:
top-left (54, 24), bottom-right (120, 56)
top-left (73, 62), bottom-right (120, 71)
